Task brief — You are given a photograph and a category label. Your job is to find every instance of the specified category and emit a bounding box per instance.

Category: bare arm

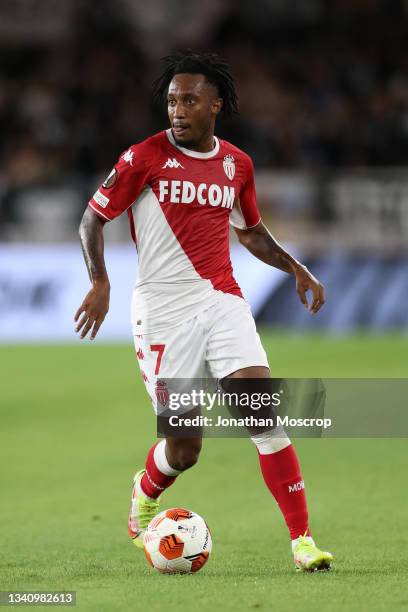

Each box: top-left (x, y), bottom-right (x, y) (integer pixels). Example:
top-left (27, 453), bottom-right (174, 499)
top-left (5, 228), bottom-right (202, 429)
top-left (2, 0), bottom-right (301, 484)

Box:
top-left (234, 221), bottom-right (325, 314)
top-left (74, 207), bottom-right (110, 339)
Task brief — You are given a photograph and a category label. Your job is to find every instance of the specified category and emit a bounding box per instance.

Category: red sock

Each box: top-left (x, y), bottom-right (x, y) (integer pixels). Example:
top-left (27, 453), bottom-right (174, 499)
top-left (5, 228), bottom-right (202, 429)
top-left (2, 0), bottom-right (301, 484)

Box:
top-left (257, 444), bottom-right (310, 540)
top-left (140, 443), bottom-right (177, 499)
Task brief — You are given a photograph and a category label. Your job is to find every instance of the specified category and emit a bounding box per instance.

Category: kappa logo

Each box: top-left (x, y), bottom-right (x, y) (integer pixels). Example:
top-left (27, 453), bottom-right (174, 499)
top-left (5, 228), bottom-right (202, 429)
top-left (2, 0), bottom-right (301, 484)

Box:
top-left (223, 154), bottom-right (235, 180)
top-left (162, 157), bottom-right (184, 169)
top-left (121, 149), bottom-right (134, 166)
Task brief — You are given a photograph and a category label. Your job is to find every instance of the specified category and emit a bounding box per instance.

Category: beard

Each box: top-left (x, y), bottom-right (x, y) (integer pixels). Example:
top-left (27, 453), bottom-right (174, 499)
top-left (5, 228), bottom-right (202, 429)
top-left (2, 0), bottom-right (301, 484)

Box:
top-left (172, 131), bottom-right (196, 149)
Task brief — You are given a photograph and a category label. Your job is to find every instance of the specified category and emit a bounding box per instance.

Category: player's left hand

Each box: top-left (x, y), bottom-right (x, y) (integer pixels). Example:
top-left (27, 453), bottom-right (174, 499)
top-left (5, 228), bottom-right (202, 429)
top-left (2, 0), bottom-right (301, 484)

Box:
top-left (293, 264), bottom-right (325, 314)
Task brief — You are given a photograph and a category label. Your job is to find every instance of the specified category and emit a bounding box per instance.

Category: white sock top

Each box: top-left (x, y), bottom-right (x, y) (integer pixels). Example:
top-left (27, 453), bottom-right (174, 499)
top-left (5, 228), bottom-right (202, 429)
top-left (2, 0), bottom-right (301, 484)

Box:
top-left (153, 439), bottom-right (181, 477)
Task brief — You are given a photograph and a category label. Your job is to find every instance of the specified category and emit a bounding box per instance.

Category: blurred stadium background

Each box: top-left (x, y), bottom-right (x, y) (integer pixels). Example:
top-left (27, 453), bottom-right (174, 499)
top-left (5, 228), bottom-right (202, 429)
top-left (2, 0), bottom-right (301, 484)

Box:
top-left (1, 0), bottom-right (408, 342)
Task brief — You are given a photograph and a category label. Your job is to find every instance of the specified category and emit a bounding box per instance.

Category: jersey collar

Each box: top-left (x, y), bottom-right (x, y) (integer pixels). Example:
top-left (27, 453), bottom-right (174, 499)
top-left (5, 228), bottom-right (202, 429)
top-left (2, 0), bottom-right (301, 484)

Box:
top-left (166, 129), bottom-right (220, 159)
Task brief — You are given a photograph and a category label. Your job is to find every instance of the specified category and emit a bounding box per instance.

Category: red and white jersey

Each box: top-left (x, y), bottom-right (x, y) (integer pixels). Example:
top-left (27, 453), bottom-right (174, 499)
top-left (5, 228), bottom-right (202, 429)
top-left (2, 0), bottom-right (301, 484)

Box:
top-left (88, 129), bottom-right (261, 333)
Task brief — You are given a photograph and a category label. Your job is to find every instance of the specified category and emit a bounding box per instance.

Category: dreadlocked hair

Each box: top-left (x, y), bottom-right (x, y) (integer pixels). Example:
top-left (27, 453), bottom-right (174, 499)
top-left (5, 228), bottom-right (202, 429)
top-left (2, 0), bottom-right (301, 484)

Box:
top-left (153, 50), bottom-right (239, 119)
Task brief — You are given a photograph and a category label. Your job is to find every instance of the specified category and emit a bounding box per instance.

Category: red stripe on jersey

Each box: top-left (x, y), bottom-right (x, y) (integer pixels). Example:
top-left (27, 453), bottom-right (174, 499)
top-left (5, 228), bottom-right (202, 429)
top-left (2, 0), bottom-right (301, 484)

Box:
top-left (158, 200), bottom-right (242, 297)
top-left (127, 209), bottom-right (137, 246)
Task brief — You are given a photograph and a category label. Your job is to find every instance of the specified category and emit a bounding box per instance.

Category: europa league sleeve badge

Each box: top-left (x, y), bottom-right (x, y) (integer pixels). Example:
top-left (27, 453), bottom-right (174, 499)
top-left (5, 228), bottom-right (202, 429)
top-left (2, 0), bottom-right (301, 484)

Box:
top-left (102, 168), bottom-right (118, 189)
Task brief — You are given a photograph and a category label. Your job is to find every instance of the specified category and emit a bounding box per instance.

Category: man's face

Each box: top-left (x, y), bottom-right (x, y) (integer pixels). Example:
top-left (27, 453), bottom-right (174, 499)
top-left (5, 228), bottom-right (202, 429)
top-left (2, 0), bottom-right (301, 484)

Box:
top-left (167, 73), bottom-right (222, 149)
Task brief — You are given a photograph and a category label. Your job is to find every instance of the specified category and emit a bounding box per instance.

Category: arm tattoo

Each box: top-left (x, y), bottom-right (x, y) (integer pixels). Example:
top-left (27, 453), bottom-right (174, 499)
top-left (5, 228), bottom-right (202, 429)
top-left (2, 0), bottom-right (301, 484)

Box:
top-left (79, 209), bottom-right (109, 283)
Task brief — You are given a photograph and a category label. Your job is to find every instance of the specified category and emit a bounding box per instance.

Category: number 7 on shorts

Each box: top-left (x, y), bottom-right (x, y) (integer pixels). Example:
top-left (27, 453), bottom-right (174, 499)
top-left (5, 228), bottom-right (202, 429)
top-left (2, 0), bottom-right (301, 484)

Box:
top-left (150, 344), bottom-right (165, 375)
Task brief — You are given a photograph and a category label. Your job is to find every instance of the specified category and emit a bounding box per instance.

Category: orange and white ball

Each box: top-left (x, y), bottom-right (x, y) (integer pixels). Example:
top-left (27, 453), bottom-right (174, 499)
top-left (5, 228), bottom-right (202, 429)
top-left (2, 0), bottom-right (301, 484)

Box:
top-left (143, 508), bottom-right (212, 574)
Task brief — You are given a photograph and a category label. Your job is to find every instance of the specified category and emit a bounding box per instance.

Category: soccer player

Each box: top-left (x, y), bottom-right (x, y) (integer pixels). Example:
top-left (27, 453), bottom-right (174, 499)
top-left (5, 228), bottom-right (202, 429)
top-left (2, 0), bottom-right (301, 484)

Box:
top-left (75, 51), bottom-right (333, 572)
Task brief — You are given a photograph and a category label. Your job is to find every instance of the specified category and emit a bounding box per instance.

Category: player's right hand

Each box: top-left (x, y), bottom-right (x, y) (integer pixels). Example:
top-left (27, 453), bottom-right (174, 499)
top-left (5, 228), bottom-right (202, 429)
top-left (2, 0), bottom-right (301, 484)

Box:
top-left (74, 280), bottom-right (110, 340)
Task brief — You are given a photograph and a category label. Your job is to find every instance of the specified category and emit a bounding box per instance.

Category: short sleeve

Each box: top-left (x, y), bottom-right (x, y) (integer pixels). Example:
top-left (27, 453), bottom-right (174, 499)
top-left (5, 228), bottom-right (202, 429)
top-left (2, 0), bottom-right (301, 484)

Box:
top-left (88, 145), bottom-right (150, 221)
top-left (229, 156), bottom-right (261, 230)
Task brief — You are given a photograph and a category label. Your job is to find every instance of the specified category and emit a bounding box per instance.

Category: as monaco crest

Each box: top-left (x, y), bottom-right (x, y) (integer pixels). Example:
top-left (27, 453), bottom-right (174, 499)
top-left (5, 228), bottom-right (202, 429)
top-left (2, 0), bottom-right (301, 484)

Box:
top-left (155, 379), bottom-right (169, 407)
top-left (223, 154), bottom-right (235, 180)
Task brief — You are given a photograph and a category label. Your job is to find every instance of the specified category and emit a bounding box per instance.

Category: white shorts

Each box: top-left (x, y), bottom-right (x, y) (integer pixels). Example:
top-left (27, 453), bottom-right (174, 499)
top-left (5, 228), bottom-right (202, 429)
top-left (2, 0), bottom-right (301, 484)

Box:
top-left (133, 292), bottom-right (269, 414)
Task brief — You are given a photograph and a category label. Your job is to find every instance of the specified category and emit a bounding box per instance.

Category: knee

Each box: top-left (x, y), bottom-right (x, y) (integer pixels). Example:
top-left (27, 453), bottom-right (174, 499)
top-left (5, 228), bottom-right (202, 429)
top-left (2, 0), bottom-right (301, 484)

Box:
top-left (167, 439), bottom-right (202, 471)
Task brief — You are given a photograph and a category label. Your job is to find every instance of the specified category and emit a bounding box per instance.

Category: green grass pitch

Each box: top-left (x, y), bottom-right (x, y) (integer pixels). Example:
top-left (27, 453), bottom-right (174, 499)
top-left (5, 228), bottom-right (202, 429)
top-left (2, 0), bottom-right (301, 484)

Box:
top-left (1, 331), bottom-right (407, 611)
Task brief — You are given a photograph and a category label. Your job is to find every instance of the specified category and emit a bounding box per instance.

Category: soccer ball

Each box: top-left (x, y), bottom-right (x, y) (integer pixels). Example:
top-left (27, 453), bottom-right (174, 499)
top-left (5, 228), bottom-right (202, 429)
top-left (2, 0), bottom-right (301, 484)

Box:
top-left (143, 508), bottom-right (212, 574)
